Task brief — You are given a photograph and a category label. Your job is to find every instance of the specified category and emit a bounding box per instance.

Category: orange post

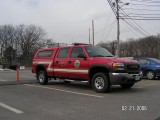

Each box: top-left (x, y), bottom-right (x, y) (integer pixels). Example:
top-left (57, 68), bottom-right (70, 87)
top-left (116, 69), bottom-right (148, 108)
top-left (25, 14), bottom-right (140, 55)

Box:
top-left (16, 67), bottom-right (19, 81)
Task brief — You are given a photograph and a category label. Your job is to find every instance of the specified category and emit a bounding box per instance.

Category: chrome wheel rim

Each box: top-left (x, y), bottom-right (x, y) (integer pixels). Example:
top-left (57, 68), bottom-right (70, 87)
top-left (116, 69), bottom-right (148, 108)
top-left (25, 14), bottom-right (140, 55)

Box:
top-left (39, 73), bottom-right (44, 83)
top-left (95, 77), bottom-right (105, 90)
top-left (147, 71), bottom-right (154, 79)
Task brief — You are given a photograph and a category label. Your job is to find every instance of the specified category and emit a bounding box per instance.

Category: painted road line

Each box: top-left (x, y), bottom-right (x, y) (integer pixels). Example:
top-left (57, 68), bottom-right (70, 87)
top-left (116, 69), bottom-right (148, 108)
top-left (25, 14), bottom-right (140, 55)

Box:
top-left (24, 84), bottom-right (104, 98)
top-left (0, 79), bottom-right (7, 81)
top-left (0, 102), bottom-right (23, 114)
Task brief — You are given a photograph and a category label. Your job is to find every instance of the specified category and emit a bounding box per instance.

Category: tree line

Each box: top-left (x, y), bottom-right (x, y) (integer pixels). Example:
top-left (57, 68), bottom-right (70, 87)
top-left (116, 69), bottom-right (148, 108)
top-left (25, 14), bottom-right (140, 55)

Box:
top-left (97, 35), bottom-right (160, 59)
top-left (0, 24), bottom-right (54, 67)
top-left (0, 24), bottom-right (159, 68)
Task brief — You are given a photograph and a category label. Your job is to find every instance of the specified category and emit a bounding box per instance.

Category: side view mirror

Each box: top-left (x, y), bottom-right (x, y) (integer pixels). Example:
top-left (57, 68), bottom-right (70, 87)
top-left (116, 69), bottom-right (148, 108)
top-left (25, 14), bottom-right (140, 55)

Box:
top-left (78, 54), bottom-right (86, 59)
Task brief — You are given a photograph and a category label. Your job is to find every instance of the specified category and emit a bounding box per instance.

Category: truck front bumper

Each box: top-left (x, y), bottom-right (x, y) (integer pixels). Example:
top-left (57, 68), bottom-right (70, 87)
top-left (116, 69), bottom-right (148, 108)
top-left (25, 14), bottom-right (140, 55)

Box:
top-left (109, 72), bottom-right (143, 85)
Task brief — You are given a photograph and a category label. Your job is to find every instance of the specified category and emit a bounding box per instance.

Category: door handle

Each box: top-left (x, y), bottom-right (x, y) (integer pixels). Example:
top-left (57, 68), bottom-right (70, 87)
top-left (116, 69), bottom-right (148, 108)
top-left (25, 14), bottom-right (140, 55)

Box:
top-left (56, 61), bottom-right (59, 64)
top-left (68, 61), bottom-right (72, 64)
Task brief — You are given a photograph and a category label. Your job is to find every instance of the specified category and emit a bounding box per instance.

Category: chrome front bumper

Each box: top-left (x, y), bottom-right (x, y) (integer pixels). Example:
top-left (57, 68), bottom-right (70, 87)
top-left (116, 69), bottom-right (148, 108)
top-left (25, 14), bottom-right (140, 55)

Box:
top-left (109, 72), bottom-right (143, 85)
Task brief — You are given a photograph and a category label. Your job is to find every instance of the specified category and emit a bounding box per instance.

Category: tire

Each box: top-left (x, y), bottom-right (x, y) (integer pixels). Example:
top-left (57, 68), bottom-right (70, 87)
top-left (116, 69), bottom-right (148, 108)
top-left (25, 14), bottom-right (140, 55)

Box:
top-left (91, 72), bottom-right (110, 93)
top-left (37, 70), bottom-right (48, 85)
top-left (146, 71), bottom-right (155, 80)
top-left (120, 83), bottom-right (134, 88)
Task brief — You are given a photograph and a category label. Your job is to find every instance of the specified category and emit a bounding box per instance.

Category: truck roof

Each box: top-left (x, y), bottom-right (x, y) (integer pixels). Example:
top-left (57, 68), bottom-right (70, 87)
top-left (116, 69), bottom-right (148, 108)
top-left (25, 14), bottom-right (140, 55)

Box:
top-left (38, 43), bottom-right (92, 51)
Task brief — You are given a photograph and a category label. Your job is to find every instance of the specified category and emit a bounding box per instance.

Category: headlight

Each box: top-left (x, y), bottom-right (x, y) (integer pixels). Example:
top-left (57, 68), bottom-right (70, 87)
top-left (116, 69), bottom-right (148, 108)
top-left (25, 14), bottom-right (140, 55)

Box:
top-left (113, 63), bottom-right (125, 71)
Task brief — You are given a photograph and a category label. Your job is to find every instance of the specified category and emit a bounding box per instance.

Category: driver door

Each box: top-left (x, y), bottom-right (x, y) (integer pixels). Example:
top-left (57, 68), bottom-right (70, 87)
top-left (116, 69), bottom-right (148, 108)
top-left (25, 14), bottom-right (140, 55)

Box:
top-left (67, 47), bottom-right (89, 80)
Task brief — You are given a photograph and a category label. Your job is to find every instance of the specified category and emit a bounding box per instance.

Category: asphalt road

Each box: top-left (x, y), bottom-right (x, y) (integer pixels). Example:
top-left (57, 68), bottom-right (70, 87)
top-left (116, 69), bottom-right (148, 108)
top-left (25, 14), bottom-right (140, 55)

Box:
top-left (0, 69), bottom-right (35, 81)
top-left (0, 70), bottom-right (160, 120)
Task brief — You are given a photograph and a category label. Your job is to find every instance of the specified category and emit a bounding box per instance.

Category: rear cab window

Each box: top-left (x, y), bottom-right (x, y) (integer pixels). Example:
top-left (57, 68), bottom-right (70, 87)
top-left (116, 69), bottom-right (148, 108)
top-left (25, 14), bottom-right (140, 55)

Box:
top-left (37, 50), bottom-right (54, 58)
top-left (34, 48), bottom-right (58, 59)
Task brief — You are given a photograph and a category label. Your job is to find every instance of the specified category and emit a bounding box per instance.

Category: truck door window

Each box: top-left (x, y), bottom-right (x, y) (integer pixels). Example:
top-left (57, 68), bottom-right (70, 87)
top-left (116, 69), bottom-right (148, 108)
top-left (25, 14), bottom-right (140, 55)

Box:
top-left (71, 47), bottom-right (85, 58)
top-left (58, 48), bottom-right (70, 58)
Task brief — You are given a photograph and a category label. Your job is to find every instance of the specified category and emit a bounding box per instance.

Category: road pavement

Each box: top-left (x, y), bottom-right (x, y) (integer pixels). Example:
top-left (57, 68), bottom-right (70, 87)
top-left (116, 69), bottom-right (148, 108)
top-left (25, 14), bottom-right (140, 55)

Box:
top-left (0, 70), bottom-right (160, 120)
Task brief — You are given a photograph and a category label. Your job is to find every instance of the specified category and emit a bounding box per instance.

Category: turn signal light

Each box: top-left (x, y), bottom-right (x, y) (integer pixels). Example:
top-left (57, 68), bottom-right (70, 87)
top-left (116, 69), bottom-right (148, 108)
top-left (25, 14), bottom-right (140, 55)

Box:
top-left (113, 63), bottom-right (125, 71)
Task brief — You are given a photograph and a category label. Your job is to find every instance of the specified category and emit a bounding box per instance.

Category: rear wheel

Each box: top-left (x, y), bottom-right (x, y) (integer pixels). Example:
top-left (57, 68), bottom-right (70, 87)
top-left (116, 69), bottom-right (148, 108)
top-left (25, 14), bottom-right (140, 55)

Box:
top-left (120, 83), bottom-right (134, 88)
top-left (146, 71), bottom-right (155, 80)
top-left (37, 70), bottom-right (48, 85)
top-left (91, 72), bottom-right (110, 93)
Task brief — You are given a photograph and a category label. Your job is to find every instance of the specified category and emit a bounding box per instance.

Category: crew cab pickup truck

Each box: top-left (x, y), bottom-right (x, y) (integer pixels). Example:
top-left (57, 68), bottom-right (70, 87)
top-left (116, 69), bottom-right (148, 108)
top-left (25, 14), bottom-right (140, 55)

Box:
top-left (32, 43), bottom-right (142, 93)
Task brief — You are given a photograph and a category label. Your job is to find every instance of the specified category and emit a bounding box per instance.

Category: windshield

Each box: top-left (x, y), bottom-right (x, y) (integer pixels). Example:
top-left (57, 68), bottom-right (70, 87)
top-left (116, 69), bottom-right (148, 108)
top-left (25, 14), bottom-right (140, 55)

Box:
top-left (150, 58), bottom-right (160, 64)
top-left (85, 46), bottom-right (113, 57)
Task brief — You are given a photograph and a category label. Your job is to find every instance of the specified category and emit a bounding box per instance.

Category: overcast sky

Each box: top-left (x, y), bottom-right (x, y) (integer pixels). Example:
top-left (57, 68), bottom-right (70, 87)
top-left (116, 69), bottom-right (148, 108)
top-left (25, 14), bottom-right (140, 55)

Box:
top-left (0, 0), bottom-right (160, 44)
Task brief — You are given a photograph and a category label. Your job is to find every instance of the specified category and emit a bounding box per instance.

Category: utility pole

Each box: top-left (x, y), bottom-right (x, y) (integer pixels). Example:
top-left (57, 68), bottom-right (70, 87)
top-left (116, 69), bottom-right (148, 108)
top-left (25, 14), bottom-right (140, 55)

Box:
top-left (116, 0), bottom-right (120, 57)
top-left (158, 34), bottom-right (160, 59)
top-left (92, 20), bottom-right (95, 45)
top-left (89, 28), bottom-right (91, 44)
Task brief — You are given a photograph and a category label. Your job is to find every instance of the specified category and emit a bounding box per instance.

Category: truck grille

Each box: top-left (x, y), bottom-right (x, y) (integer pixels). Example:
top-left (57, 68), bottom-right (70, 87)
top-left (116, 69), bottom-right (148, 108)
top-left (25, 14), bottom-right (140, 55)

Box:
top-left (126, 64), bottom-right (140, 74)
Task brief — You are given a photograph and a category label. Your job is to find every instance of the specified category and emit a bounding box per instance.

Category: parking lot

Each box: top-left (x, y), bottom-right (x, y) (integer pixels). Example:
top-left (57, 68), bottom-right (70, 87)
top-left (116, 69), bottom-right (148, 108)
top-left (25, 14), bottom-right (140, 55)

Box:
top-left (0, 70), bottom-right (160, 120)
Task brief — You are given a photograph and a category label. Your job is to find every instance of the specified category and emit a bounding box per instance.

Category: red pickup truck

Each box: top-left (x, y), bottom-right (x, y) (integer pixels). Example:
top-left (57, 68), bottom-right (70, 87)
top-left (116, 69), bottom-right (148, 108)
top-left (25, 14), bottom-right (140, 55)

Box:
top-left (32, 43), bottom-right (142, 93)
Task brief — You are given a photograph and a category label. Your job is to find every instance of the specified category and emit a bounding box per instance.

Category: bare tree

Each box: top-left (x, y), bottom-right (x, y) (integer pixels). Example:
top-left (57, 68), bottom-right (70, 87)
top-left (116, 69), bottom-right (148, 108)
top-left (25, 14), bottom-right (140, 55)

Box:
top-left (119, 35), bottom-right (160, 58)
top-left (97, 35), bottom-right (160, 59)
top-left (0, 24), bottom-right (48, 67)
top-left (16, 24), bottom-right (47, 66)
top-left (0, 25), bottom-right (16, 66)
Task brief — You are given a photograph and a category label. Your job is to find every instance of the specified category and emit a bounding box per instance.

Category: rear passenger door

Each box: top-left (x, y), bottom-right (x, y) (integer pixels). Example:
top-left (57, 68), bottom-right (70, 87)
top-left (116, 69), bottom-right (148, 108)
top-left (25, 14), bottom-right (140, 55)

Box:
top-left (54, 47), bottom-right (70, 78)
top-left (67, 47), bottom-right (89, 80)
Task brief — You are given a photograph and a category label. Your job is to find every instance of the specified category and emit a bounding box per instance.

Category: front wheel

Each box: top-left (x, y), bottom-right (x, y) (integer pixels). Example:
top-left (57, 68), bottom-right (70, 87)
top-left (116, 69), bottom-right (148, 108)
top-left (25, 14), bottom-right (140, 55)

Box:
top-left (120, 83), bottom-right (134, 88)
top-left (91, 72), bottom-right (110, 93)
top-left (37, 70), bottom-right (48, 85)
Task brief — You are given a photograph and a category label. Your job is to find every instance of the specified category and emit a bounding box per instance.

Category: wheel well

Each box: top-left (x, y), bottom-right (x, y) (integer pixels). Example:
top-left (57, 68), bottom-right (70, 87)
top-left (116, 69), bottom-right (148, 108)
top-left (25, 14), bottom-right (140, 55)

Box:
top-left (89, 67), bottom-right (109, 84)
top-left (36, 65), bottom-right (46, 78)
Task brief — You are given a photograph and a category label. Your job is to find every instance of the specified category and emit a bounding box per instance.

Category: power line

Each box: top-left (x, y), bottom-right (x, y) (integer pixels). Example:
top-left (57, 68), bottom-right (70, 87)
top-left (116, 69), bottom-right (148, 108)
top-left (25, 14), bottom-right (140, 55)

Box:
top-left (121, 20), bottom-right (140, 38)
top-left (124, 13), bottom-right (160, 16)
top-left (100, 4), bottom-right (116, 41)
top-left (130, 0), bottom-right (160, 2)
top-left (123, 8), bottom-right (160, 11)
top-left (120, 3), bottom-right (160, 20)
top-left (121, 19), bottom-right (147, 36)
top-left (95, 20), bottom-right (116, 34)
top-left (107, 0), bottom-right (117, 17)
top-left (120, 9), bottom-right (150, 36)
top-left (130, 0), bottom-right (160, 3)
top-left (120, 16), bottom-right (160, 18)
top-left (130, 3), bottom-right (160, 6)
top-left (100, 21), bottom-right (116, 41)
top-left (126, 3), bottom-right (160, 33)
top-left (120, 18), bottom-right (160, 20)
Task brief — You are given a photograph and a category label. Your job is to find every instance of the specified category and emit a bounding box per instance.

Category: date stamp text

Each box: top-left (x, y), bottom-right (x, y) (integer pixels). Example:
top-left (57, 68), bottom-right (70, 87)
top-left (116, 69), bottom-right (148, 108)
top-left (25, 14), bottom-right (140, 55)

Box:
top-left (122, 106), bottom-right (147, 111)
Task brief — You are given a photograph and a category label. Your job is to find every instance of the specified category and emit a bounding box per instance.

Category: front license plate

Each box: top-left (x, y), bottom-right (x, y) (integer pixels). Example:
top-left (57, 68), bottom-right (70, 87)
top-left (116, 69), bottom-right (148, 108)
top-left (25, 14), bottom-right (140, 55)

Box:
top-left (135, 75), bottom-right (140, 80)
